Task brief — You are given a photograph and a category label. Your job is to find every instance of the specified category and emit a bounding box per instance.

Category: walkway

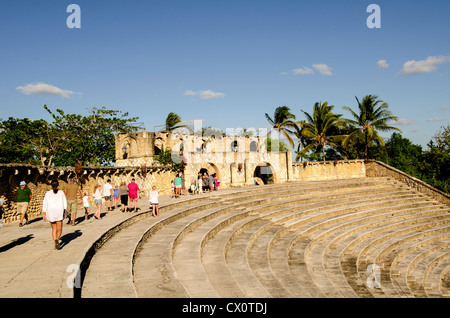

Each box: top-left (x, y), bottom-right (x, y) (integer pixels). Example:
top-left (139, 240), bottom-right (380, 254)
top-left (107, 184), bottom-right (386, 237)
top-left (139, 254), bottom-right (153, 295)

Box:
top-left (0, 190), bottom-right (218, 298)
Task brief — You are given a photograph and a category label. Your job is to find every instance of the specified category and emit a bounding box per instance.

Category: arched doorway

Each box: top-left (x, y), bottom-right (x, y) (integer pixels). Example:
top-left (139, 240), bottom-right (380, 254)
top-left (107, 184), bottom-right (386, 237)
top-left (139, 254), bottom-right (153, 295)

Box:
top-left (198, 163), bottom-right (221, 189)
top-left (253, 163), bottom-right (276, 185)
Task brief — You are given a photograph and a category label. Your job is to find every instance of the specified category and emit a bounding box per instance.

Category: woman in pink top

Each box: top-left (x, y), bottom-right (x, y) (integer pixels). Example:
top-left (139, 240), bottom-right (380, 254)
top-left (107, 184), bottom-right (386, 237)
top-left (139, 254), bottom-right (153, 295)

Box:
top-left (127, 178), bottom-right (140, 212)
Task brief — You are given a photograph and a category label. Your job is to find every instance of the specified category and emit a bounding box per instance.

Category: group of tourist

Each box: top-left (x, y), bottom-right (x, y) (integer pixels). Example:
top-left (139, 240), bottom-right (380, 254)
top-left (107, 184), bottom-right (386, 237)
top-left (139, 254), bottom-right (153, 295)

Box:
top-left (4, 178), bottom-right (146, 250)
top-left (170, 172), bottom-right (220, 197)
top-left (91, 178), bottom-right (140, 219)
top-left (196, 172), bottom-right (220, 194)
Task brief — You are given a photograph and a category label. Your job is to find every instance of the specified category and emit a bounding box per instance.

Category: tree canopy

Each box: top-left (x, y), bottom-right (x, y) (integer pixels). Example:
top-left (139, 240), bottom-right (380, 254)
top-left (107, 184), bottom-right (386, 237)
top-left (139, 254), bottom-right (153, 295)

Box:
top-left (342, 95), bottom-right (401, 159)
top-left (0, 105), bottom-right (143, 166)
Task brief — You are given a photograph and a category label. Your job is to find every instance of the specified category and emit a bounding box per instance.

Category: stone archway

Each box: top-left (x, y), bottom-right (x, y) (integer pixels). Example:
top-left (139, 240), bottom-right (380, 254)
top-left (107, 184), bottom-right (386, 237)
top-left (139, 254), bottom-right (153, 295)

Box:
top-left (253, 163), bottom-right (277, 185)
top-left (199, 163), bottom-right (221, 183)
top-left (196, 163), bottom-right (222, 191)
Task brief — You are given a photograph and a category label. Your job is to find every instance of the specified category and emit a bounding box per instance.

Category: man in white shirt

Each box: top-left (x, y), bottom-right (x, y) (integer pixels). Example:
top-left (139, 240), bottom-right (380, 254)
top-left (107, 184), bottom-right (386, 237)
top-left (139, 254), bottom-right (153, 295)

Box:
top-left (103, 179), bottom-right (113, 211)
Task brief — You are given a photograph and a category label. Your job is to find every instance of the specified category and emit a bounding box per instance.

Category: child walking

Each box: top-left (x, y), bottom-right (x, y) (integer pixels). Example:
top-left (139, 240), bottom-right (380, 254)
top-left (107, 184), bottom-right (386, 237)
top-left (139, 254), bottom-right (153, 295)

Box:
top-left (93, 184), bottom-right (102, 220)
top-left (82, 190), bottom-right (90, 220)
top-left (149, 186), bottom-right (159, 217)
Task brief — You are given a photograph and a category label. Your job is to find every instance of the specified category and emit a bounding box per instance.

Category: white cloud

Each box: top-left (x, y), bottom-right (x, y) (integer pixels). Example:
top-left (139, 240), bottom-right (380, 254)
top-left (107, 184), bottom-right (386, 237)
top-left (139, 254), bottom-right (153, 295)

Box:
top-left (183, 89), bottom-right (225, 100)
top-left (16, 82), bottom-right (77, 98)
top-left (293, 67), bottom-right (314, 75)
top-left (287, 63), bottom-right (333, 76)
top-left (426, 117), bottom-right (445, 122)
top-left (377, 59), bottom-right (389, 69)
top-left (200, 90), bottom-right (225, 99)
top-left (312, 64), bottom-right (333, 76)
top-left (436, 105), bottom-right (449, 111)
top-left (183, 90), bottom-right (198, 96)
top-left (399, 55), bottom-right (450, 75)
top-left (392, 118), bottom-right (416, 126)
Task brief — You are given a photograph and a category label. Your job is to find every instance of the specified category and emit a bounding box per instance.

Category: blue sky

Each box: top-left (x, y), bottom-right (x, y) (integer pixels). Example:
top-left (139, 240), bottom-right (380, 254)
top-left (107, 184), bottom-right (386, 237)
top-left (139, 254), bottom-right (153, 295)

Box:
top-left (0, 0), bottom-right (449, 148)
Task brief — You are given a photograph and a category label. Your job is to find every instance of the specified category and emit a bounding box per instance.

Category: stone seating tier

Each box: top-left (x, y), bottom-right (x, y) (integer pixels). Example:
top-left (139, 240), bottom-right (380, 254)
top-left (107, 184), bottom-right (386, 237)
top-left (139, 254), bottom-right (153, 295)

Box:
top-left (79, 177), bottom-right (450, 298)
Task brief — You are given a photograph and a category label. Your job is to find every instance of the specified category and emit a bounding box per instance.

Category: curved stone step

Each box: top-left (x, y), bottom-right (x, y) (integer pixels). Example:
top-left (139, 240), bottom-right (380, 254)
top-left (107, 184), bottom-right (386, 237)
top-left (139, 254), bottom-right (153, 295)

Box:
top-left (225, 219), bottom-right (273, 297)
top-left (268, 231), bottom-right (312, 297)
top-left (371, 223), bottom-right (450, 298)
top-left (77, 177), bottom-right (449, 299)
top-left (201, 215), bottom-right (256, 297)
top-left (246, 223), bottom-right (291, 297)
top-left (353, 219), bottom-right (450, 297)
top-left (134, 203), bottom-right (235, 298)
top-left (390, 235), bottom-right (450, 297)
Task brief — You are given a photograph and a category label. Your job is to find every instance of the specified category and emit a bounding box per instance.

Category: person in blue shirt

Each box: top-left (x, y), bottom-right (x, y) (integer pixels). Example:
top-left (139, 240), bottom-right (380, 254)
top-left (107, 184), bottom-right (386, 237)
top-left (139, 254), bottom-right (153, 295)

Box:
top-left (174, 174), bottom-right (182, 198)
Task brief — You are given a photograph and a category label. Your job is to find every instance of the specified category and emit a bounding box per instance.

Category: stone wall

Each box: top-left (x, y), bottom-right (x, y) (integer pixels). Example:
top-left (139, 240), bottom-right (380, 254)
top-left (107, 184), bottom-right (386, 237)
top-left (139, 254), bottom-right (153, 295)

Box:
top-left (0, 164), bottom-right (177, 224)
top-left (2, 159), bottom-right (447, 224)
top-left (292, 160), bottom-right (366, 181)
top-left (365, 160), bottom-right (450, 206)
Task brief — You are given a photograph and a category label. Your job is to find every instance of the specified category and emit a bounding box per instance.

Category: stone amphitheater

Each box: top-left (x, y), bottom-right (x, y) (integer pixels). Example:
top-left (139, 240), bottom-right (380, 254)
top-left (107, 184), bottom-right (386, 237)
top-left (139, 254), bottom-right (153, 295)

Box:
top-left (79, 176), bottom-right (450, 298)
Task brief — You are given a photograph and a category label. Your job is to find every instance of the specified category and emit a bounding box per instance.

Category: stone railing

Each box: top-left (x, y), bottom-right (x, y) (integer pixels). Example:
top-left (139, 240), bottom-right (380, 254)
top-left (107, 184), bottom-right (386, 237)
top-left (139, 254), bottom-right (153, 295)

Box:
top-left (364, 160), bottom-right (450, 206)
top-left (0, 163), bottom-right (177, 224)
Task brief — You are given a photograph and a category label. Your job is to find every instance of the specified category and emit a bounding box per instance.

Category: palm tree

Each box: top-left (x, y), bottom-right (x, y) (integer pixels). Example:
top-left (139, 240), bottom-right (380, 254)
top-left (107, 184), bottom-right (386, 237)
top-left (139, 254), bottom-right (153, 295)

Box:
top-left (298, 102), bottom-right (344, 161)
top-left (265, 106), bottom-right (298, 148)
top-left (293, 124), bottom-right (307, 161)
top-left (161, 112), bottom-right (186, 133)
top-left (342, 95), bottom-right (401, 159)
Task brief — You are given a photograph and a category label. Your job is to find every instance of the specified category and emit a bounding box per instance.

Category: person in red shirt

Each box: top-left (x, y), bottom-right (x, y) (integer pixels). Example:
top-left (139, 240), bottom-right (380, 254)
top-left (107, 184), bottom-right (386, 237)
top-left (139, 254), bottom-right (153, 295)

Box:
top-left (127, 178), bottom-right (140, 212)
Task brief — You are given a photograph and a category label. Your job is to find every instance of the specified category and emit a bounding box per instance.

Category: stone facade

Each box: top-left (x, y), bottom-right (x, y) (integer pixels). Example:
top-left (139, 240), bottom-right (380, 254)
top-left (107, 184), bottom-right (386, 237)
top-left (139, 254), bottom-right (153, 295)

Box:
top-left (115, 131), bottom-right (293, 188)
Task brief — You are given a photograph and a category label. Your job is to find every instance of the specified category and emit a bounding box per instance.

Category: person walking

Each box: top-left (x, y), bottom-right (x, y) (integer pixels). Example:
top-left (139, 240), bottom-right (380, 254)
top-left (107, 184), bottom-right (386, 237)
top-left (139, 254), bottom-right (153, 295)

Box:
top-left (198, 175), bottom-right (203, 194)
top-left (93, 184), bottom-right (103, 219)
top-left (118, 182), bottom-right (129, 212)
top-left (17, 181), bottom-right (32, 227)
top-left (103, 179), bottom-right (113, 211)
top-left (127, 178), bottom-right (140, 212)
top-left (214, 175), bottom-right (220, 191)
top-left (113, 185), bottom-right (119, 210)
top-left (148, 186), bottom-right (159, 217)
top-left (174, 174), bottom-right (182, 198)
top-left (82, 190), bottom-right (90, 220)
top-left (209, 174), bottom-right (214, 191)
top-left (64, 178), bottom-right (82, 226)
top-left (42, 180), bottom-right (67, 250)
top-left (170, 180), bottom-right (175, 198)
top-left (202, 173), bottom-right (209, 193)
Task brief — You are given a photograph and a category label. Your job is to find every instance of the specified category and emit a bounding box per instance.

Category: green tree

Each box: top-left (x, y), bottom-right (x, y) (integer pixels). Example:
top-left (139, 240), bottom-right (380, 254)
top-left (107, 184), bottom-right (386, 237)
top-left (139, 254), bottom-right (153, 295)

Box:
top-left (417, 126), bottom-right (450, 193)
top-left (342, 95), bottom-right (401, 159)
top-left (418, 147), bottom-right (449, 194)
top-left (265, 106), bottom-right (298, 148)
top-left (44, 105), bottom-right (143, 166)
top-left (297, 102), bottom-right (345, 161)
top-left (377, 133), bottom-right (423, 177)
top-left (0, 117), bottom-right (64, 166)
top-left (432, 124), bottom-right (450, 154)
